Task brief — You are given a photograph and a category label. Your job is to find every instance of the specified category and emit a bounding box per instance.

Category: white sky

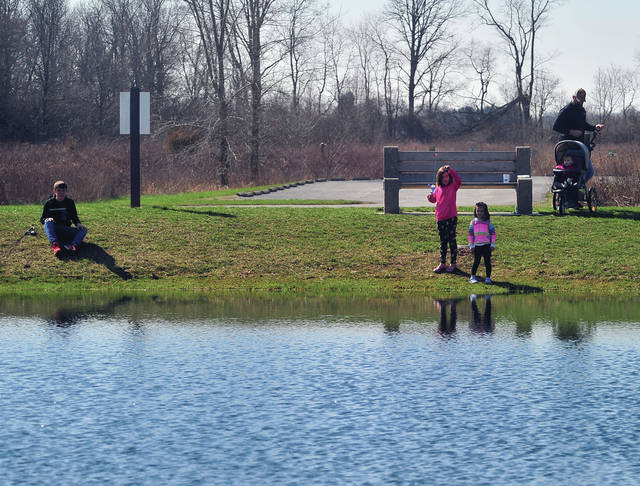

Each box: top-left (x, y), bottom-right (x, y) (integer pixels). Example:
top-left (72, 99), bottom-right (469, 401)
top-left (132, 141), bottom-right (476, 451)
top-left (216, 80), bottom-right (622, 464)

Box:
top-left (332, 0), bottom-right (640, 105)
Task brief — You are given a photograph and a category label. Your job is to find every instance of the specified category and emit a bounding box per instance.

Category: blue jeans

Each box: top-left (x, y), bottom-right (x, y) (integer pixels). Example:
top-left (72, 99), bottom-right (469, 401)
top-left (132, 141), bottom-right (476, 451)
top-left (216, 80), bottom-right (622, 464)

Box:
top-left (44, 221), bottom-right (87, 247)
top-left (585, 158), bottom-right (594, 182)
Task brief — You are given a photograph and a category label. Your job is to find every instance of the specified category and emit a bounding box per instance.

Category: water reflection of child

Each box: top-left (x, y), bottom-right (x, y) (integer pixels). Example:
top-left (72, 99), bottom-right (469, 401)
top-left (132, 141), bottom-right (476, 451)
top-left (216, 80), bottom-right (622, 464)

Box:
top-left (435, 299), bottom-right (457, 335)
top-left (470, 294), bottom-right (492, 333)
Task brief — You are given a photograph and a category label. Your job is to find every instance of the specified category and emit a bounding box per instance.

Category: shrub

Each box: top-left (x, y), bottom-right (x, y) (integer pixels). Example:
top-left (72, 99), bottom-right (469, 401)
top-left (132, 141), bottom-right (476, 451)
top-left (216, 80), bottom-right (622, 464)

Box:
top-left (165, 128), bottom-right (201, 153)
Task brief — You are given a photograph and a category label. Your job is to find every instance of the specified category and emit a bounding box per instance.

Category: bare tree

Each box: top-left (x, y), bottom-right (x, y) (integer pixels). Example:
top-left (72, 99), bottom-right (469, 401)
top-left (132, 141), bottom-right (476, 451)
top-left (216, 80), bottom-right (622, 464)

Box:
top-left (617, 68), bottom-right (638, 121)
top-left (350, 18), bottom-right (376, 104)
top-left (531, 68), bottom-right (559, 132)
top-left (324, 14), bottom-right (352, 107)
top-left (593, 65), bottom-right (623, 123)
top-left (176, 26), bottom-right (209, 100)
top-left (464, 41), bottom-right (496, 114)
top-left (0, 0), bottom-right (28, 138)
top-left (237, 0), bottom-right (278, 183)
top-left (472, 0), bottom-right (557, 124)
top-left (368, 15), bottom-right (401, 138)
top-left (26, 0), bottom-right (70, 135)
top-left (592, 65), bottom-right (639, 125)
top-left (137, 0), bottom-right (183, 95)
top-left (418, 44), bottom-right (459, 117)
top-left (310, 10), bottom-right (346, 115)
top-left (280, 0), bottom-right (320, 113)
top-left (183, 0), bottom-right (233, 186)
top-left (75, 3), bottom-right (116, 133)
top-left (385, 0), bottom-right (461, 118)
top-left (103, 0), bottom-right (183, 94)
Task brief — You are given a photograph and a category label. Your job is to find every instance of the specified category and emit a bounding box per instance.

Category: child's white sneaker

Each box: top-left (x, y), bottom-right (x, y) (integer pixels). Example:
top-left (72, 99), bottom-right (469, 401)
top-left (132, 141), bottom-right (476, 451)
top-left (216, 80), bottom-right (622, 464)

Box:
top-left (469, 276), bottom-right (478, 284)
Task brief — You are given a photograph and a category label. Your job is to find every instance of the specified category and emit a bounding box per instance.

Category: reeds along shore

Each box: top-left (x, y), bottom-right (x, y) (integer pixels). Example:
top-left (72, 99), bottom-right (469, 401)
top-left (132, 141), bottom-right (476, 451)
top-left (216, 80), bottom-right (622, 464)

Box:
top-left (1, 138), bottom-right (638, 205)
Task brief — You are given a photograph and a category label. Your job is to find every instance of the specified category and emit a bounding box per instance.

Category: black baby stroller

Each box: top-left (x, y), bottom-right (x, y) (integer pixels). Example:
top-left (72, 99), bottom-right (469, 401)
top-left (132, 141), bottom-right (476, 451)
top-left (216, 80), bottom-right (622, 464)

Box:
top-left (551, 130), bottom-right (598, 215)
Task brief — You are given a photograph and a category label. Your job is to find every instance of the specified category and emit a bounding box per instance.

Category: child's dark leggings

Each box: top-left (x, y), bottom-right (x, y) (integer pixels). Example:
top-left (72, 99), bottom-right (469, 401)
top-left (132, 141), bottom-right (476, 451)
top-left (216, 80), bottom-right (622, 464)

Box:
top-left (437, 217), bottom-right (458, 264)
top-left (471, 245), bottom-right (492, 277)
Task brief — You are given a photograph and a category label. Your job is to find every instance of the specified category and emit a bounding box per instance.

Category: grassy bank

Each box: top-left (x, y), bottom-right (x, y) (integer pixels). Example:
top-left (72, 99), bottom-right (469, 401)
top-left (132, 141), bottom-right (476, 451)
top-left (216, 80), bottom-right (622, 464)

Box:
top-left (1, 190), bottom-right (639, 298)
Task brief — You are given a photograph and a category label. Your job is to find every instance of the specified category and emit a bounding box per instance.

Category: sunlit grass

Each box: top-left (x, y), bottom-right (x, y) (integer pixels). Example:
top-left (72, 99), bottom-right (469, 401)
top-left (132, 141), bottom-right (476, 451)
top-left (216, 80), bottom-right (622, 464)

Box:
top-left (1, 192), bottom-right (639, 298)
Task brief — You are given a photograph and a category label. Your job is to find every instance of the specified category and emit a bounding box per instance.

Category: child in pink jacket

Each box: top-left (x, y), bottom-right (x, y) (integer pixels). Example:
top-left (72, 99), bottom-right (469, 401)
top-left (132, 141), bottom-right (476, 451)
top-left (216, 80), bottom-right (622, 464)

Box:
top-left (427, 165), bottom-right (462, 273)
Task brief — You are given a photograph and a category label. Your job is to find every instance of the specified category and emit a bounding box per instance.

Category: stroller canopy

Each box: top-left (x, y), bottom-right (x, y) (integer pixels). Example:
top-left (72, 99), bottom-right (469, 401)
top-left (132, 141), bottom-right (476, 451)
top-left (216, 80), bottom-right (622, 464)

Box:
top-left (554, 140), bottom-right (590, 172)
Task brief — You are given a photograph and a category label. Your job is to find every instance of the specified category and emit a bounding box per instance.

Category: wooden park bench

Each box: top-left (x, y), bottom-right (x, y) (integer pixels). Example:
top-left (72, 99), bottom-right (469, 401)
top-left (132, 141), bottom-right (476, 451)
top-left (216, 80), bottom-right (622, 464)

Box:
top-left (383, 146), bottom-right (533, 214)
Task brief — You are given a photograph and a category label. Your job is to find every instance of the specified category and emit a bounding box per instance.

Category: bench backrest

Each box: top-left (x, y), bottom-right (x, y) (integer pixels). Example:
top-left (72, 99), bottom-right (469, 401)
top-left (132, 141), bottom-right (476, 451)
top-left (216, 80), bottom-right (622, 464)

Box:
top-left (384, 147), bottom-right (531, 187)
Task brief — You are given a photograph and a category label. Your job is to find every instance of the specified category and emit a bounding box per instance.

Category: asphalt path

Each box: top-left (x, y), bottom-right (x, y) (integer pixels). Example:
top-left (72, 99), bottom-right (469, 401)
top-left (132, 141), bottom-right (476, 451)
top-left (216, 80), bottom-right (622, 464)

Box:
top-left (249, 177), bottom-right (553, 207)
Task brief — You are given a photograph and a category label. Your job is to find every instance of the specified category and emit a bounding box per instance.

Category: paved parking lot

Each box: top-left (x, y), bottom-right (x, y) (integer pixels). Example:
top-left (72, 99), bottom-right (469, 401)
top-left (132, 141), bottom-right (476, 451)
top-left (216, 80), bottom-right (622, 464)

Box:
top-left (249, 177), bottom-right (553, 207)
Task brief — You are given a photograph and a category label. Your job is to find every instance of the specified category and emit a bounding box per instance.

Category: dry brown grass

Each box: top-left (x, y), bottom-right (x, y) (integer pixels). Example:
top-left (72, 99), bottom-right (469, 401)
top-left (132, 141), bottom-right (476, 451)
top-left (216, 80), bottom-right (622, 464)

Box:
top-left (1, 137), bottom-right (638, 205)
top-left (590, 142), bottom-right (640, 206)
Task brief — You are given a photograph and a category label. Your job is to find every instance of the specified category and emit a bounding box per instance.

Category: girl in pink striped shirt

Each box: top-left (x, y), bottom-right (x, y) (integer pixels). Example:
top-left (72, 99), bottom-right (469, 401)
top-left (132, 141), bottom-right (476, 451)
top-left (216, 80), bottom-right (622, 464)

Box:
top-left (468, 202), bottom-right (496, 284)
top-left (427, 165), bottom-right (462, 273)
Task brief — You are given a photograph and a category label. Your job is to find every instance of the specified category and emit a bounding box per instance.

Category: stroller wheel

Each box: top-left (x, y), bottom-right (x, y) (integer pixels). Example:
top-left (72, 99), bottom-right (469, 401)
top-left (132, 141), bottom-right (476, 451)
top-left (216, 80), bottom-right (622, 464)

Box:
top-left (587, 187), bottom-right (598, 213)
top-left (558, 193), bottom-right (567, 216)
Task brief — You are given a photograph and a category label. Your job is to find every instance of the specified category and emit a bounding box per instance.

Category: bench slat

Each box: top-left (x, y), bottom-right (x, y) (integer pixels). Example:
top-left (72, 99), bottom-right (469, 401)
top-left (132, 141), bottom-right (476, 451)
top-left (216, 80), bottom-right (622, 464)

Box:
top-left (401, 183), bottom-right (517, 189)
top-left (399, 160), bottom-right (516, 172)
top-left (400, 172), bottom-right (517, 185)
top-left (398, 151), bottom-right (516, 162)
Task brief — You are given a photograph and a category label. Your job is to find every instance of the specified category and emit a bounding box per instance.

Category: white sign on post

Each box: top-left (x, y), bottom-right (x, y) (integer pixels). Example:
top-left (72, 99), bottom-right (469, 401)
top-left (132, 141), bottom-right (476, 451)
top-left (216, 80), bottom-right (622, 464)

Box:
top-left (119, 92), bottom-right (151, 134)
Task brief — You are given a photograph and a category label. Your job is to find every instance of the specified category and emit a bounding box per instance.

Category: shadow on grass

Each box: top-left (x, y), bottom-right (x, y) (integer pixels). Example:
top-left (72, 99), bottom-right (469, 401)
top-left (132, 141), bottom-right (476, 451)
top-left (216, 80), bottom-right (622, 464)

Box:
top-left (449, 268), bottom-right (543, 294)
top-left (59, 242), bottom-right (132, 280)
top-left (152, 205), bottom-right (236, 218)
top-left (538, 208), bottom-right (640, 220)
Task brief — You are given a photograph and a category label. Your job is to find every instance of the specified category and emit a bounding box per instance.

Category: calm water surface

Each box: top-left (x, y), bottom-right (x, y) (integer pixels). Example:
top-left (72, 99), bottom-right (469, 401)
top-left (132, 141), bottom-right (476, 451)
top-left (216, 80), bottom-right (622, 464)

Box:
top-left (1, 294), bottom-right (639, 485)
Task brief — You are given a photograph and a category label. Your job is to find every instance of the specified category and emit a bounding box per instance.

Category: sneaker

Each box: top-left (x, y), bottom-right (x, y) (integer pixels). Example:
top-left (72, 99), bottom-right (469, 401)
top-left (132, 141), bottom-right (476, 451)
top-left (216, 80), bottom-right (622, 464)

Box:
top-left (485, 277), bottom-right (493, 284)
top-left (70, 244), bottom-right (77, 252)
top-left (64, 244), bottom-right (73, 251)
top-left (433, 263), bottom-right (447, 273)
top-left (446, 264), bottom-right (457, 273)
top-left (469, 276), bottom-right (478, 284)
top-left (52, 242), bottom-right (62, 256)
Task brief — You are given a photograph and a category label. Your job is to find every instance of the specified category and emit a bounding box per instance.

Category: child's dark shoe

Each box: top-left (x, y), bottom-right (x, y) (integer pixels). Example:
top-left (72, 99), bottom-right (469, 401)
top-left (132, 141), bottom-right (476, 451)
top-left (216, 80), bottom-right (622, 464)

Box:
top-left (433, 263), bottom-right (447, 273)
top-left (446, 264), bottom-right (457, 273)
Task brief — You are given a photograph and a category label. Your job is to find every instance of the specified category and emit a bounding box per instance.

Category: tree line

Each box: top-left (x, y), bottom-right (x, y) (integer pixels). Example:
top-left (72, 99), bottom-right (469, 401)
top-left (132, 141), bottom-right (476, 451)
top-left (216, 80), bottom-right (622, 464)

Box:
top-left (1, 0), bottom-right (639, 186)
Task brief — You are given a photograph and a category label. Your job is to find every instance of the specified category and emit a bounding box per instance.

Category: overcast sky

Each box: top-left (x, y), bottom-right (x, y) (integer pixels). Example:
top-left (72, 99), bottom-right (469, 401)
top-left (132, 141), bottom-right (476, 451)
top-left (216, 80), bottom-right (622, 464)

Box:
top-left (331, 0), bottom-right (640, 106)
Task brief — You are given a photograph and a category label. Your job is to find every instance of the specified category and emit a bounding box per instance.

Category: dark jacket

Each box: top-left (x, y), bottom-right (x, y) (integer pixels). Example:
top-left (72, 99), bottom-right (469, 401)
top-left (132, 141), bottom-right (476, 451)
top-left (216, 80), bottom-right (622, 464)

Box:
top-left (552, 102), bottom-right (596, 141)
top-left (40, 197), bottom-right (81, 226)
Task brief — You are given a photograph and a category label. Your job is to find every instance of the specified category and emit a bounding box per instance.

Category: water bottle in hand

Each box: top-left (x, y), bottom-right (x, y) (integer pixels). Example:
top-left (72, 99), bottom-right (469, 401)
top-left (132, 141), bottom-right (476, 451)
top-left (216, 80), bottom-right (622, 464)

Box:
top-left (430, 184), bottom-right (436, 195)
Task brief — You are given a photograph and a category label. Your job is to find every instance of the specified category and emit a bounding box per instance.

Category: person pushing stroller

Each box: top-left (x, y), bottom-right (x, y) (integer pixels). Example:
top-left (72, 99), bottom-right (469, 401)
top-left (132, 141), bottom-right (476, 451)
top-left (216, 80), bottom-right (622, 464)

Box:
top-left (552, 88), bottom-right (604, 182)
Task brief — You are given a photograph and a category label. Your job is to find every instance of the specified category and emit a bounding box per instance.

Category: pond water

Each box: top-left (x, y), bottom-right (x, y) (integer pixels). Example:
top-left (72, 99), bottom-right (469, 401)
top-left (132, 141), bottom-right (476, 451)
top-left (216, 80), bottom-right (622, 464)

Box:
top-left (1, 294), bottom-right (639, 485)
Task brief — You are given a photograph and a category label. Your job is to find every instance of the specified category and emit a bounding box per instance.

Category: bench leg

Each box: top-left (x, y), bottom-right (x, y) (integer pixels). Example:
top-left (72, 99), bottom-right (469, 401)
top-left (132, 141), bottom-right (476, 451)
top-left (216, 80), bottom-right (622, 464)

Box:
top-left (384, 178), bottom-right (400, 214)
top-left (516, 176), bottom-right (532, 215)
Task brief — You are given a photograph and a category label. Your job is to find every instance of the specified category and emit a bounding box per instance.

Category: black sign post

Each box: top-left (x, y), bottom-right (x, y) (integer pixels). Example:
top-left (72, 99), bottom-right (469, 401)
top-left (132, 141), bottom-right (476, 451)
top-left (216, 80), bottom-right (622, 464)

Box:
top-left (130, 86), bottom-right (141, 208)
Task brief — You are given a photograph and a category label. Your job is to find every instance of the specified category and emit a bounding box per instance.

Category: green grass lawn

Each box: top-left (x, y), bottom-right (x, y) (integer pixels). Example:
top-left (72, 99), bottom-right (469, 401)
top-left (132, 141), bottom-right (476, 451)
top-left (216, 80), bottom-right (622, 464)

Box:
top-left (1, 190), bottom-right (639, 298)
